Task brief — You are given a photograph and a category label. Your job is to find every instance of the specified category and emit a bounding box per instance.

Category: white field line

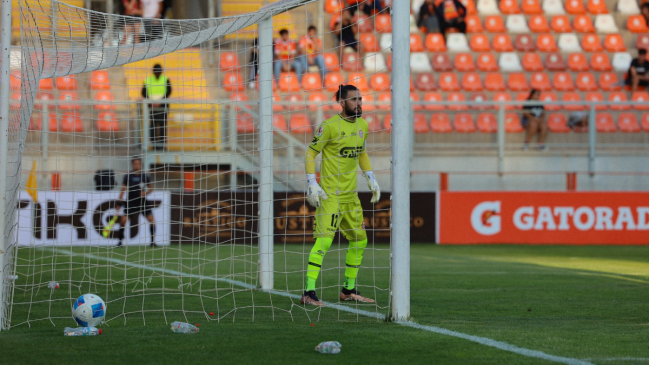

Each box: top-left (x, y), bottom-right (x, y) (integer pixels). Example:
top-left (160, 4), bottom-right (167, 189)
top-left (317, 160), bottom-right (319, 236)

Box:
top-left (52, 248), bottom-right (593, 365)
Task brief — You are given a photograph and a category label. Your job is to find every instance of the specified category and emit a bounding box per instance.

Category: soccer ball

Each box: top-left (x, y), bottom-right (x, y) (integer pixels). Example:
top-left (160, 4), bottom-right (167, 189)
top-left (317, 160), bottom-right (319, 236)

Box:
top-left (72, 294), bottom-right (106, 327)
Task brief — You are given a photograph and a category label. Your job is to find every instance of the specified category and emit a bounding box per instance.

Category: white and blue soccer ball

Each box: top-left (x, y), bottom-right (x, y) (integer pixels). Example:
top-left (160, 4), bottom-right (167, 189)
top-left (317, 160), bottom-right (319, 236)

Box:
top-left (72, 294), bottom-right (106, 327)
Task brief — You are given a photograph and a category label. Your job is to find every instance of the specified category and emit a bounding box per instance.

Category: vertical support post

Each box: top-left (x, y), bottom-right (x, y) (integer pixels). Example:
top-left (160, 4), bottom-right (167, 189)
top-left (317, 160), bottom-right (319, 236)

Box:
top-left (0, 0), bottom-right (13, 331)
top-left (142, 102), bottom-right (150, 152)
top-left (390, 0), bottom-right (410, 321)
top-left (258, 16), bottom-right (274, 290)
top-left (229, 103), bottom-right (238, 190)
top-left (106, 0), bottom-right (114, 46)
top-left (588, 103), bottom-right (596, 176)
top-left (208, 0), bottom-right (215, 64)
top-left (497, 103), bottom-right (505, 175)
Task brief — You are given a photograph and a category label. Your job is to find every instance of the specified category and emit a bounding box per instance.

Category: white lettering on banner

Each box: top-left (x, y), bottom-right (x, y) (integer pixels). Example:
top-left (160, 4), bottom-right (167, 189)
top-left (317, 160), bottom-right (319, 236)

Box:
top-left (510, 206), bottom-right (649, 232)
top-left (471, 201), bottom-right (501, 235)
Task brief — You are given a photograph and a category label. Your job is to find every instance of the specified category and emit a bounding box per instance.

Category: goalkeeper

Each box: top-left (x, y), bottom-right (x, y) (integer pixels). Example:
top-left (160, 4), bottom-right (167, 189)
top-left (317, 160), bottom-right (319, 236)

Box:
top-left (300, 84), bottom-right (380, 307)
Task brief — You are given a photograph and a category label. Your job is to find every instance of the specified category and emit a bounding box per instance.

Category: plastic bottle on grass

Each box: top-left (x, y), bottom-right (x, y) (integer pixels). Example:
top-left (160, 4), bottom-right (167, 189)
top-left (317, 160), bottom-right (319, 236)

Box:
top-left (48, 281), bottom-right (59, 289)
top-left (64, 327), bottom-right (102, 336)
top-left (170, 321), bottom-right (199, 333)
top-left (315, 341), bottom-right (341, 354)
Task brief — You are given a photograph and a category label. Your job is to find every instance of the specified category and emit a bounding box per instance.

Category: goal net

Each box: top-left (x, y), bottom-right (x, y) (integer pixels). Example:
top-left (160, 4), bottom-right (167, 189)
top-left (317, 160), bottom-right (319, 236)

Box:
top-left (1, 0), bottom-right (406, 329)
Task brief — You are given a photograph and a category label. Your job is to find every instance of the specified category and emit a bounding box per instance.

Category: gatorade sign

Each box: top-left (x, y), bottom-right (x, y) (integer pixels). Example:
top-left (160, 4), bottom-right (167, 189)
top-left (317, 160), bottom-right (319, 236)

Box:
top-left (437, 192), bottom-right (649, 244)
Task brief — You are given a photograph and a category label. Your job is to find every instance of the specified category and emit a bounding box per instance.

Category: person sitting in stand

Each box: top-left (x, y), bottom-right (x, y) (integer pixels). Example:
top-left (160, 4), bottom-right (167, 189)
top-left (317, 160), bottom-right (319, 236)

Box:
top-left (434, 0), bottom-right (466, 38)
top-left (333, 10), bottom-right (360, 52)
top-left (626, 49), bottom-right (649, 93)
top-left (297, 26), bottom-right (326, 83)
top-left (418, 0), bottom-right (439, 33)
top-left (521, 89), bottom-right (548, 151)
top-left (273, 28), bottom-right (302, 85)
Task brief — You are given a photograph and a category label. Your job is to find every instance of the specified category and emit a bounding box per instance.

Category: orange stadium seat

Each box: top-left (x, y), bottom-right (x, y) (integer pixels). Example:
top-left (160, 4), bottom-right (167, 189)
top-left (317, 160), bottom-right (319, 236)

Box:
top-left (599, 72), bottom-right (621, 91)
top-left (323, 53), bottom-right (340, 72)
top-left (537, 34), bottom-right (558, 52)
top-left (590, 53), bottom-right (612, 71)
top-left (386, 53), bottom-right (393, 71)
top-left (90, 71), bottom-right (110, 90)
top-left (596, 113), bottom-right (617, 132)
top-left (530, 72), bottom-right (552, 91)
top-left (93, 91), bottom-right (115, 110)
top-left (567, 53), bottom-right (589, 71)
top-left (348, 73), bottom-right (369, 91)
top-left (637, 34), bottom-right (649, 50)
top-left (439, 73), bottom-right (461, 91)
top-left (627, 15), bottom-right (649, 33)
top-left (587, 0), bottom-right (608, 13)
top-left (470, 34), bottom-right (491, 51)
top-left (553, 73), bottom-right (575, 91)
top-left (39, 78), bottom-right (54, 90)
top-left (477, 113), bottom-right (498, 132)
top-left (485, 15), bottom-right (506, 32)
top-left (302, 72), bottom-right (323, 91)
top-left (500, 0), bottom-right (521, 13)
top-left (370, 72), bottom-right (391, 91)
top-left (29, 115), bottom-right (42, 131)
top-left (58, 91), bottom-right (80, 111)
top-left (547, 113), bottom-right (570, 132)
top-left (235, 116), bottom-right (255, 133)
top-left (642, 114), bottom-right (649, 131)
top-left (618, 113), bottom-right (641, 132)
top-left (581, 33), bottom-right (603, 52)
top-left (359, 33), bottom-right (379, 52)
top-left (342, 53), bottom-right (363, 72)
top-left (9, 71), bottom-right (20, 90)
top-left (485, 73), bottom-right (506, 91)
top-left (273, 94), bottom-right (285, 112)
top-left (308, 93), bottom-right (333, 111)
top-left (219, 52), bottom-right (239, 72)
top-left (493, 34), bottom-right (514, 52)
top-left (576, 72), bottom-right (597, 91)
top-left (529, 15), bottom-right (550, 32)
top-left (425, 34), bottom-right (447, 52)
top-left (361, 93), bottom-right (375, 112)
top-left (39, 112), bottom-right (58, 132)
top-left (505, 114), bottom-right (524, 132)
top-left (286, 93), bottom-right (304, 112)
top-left (632, 91), bottom-right (649, 110)
top-left (97, 112), bottom-right (119, 132)
top-left (424, 92), bottom-right (444, 111)
top-left (272, 114), bottom-right (287, 132)
top-left (324, 72), bottom-right (343, 92)
top-left (223, 72), bottom-right (244, 92)
top-left (470, 92), bottom-right (491, 110)
top-left (230, 92), bottom-right (248, 108)
top-left (493, 92), bottom-right (513, 110)
top-left (507, 73), bottom-right (530, 91)
top-left (515, 35), bottom-right (536, 52)
top-left (34, 92), bottom-right (55, 110)
top-left (604, 34), bottom-right (626, 52)
top-left (462, 73), bottom-right (483, 91)
top-left (477, 53), bottom-right (499, 71)
top-left (609, 92), bottom-right (630, 110)
top-left (364, 114), bottom-right (382, 132)
top-left (522, 0), bottom-right (543, 13)
top-left (375, 13), bottom-right (392, 33)
top-left (551, 15), bottom-right (572, 32)
top-left (56, 75), bottom-right (77, 91)
top-left (584, 91), bottom-right (607, 110)
top-left (61, 112), bottom-right (84, 132)
top-left (447, 92), bottom-right (469, 111)
top-left (431, 53), bottom-right (453, 71)
top-left (573, 15), bottom-right (595, 32)
top-left (416, 73), bottom-right (437, 91)
top-left (354, 13), bottom-right (373, 33)
top-left (466, 15), bottom-right (483, 33)
top-left (410, 92), bottom-right (423, 111)
top-left (453, 114), bottom-right (476, 133)
top-left (409, 76), bottom-right (416, 91)
top-left (454, 53), bottom-right (476, 71)
top-left (377, 92), bottom-right (392, 111)
top-left (522, 53), bottom-right (544, 71)
top-left (278, 73), bottom-right (300, 92)
top-left (413, 113), bottom-right (430, 133)
top-left (325, 0), bottom-right (343, 13)
top-left (462, 0), bottom-right (478, 14)
top-left (566, 0), bottom-right (586, 13)
top-left (410, 34), bottom-right (424, 52)
top-left (430, 114), bottom-right (453, 132)
top-left (545, 53), bottom-right (567, 71)
top-left (541, 91), bottom-right (561, 111)
top-left (289, 113), bottom-right (312, 134)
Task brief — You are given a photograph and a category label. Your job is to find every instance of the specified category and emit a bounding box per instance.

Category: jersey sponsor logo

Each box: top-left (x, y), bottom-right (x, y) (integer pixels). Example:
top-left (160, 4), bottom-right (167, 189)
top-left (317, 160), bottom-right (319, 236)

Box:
top-left (316, 126), bottom-right (324, 137)
top-left (339, 146), bottom-right (364, 159)
top-left (470, 201), bottom-right (501, 235)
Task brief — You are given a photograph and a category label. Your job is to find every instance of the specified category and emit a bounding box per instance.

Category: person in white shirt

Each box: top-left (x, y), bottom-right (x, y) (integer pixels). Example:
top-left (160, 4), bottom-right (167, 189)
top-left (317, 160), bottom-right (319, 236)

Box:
top-left (141, 0), bottom-right (163, 42)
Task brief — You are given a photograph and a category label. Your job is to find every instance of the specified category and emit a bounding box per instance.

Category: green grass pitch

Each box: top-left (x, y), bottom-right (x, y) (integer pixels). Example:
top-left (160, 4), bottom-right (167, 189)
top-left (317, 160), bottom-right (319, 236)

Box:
top-left (2, 244), bottom-right (649, 364)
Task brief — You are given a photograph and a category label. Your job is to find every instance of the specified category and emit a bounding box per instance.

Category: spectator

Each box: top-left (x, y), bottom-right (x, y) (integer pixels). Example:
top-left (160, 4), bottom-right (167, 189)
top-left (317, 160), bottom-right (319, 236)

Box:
top-left (141, 64), bottom-right (172, 150)
top-left (434, 0), bottom-right (466, 38)
top-left (521, 89), bottom-right (548, 151)
top-left (121, 0), bottom-right (142, 45)
top-left (568, 112), bottom-right (589, 129)
top-left (273, 29), bottom-right (302, 85)
top-left (140, 0), bottom-right (163, 42)
top-left (359, 0), bottom-right (384, 16)
top-left (297, 26), bottom-right (326, 83)
top-left (418, 0), bottom-right (439, 33)
top-left (626, 49), bottom-right (649, 93)
top-left (333, 10), bottom-right (359, 52)
top-left (642, 3), bottom-right (649, 27)
top-left (249, 38), bottom-right (258, 89)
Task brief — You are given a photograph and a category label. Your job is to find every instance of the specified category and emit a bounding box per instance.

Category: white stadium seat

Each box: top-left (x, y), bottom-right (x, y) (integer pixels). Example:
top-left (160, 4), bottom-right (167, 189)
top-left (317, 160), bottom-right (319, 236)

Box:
top-left (506, 15), bottom-right (530, 33)
top-left (617, 0), bottom-right (640, 14)
top-left (446, 33), bottom-right (470, 52)
top-left (410, 52), bottom-right (433, 72)
top-left (499, 52), bottom-right (523, 71)
top-left (542, 0), bottom-right (565, 14)
top-left (364, 52), bottom-right (387, 73)
top-left (410, 15), bottom-right (419, 32)
top-left (412, 0), bottom-right (425, 16)
top-left (612, 52), bottom-right (632, 72)
top-left (595, 15), bottom-right (618, 33)
top-left (477, 0), bottom-right (500, 14)
top-left (558, 33), bottom-right (582, 52)
top-left (380, 34), bottom-right (392, 51)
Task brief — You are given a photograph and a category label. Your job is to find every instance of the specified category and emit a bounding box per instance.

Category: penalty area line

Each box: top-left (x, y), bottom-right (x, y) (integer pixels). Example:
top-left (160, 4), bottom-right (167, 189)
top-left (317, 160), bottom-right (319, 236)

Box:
top-left (50, 248), bottom-right (592, 365)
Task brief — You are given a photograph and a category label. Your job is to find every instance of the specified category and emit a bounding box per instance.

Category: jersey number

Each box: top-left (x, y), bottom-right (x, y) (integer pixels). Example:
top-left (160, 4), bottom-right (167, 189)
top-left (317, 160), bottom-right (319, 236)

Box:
top-left (330, 214), bottom-right (339, 227)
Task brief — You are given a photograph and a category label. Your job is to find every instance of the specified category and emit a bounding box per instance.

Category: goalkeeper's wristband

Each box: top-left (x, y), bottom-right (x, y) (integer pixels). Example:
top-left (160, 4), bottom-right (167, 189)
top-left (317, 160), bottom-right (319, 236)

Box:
top-left (307, 174), bottom-right (317, 186)
top-left (364, 171), bottom-right (376, 182)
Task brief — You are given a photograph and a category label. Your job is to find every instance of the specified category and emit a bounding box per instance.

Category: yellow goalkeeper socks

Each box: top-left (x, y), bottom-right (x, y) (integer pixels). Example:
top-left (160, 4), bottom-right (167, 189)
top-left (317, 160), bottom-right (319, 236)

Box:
top-left (306, 237), bottom-right (333, 291)
top-left (344, 239), bottom-right (367, 290)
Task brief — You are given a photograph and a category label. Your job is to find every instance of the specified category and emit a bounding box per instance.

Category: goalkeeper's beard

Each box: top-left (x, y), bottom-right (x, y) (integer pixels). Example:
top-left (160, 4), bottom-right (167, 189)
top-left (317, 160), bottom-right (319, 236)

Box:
top-left (345, 104), bottom-right (362, 118)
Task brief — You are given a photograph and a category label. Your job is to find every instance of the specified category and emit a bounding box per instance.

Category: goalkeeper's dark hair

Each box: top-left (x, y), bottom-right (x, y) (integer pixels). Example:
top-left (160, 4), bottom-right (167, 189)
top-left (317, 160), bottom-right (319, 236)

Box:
top-left (334, 84), bottom-right (359, 101)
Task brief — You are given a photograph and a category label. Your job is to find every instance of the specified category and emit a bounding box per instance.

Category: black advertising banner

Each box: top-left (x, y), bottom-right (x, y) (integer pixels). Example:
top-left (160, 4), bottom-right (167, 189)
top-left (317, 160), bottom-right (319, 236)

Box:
top-left (171, 192), bottom-right (436, 244)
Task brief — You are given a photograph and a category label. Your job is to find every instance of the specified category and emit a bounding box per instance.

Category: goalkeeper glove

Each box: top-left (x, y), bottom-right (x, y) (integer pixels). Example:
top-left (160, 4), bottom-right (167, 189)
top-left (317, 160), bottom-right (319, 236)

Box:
top-left (306, 174), bottom-right (328, 208)
top-left (364, 171), bottom-right (381, 203)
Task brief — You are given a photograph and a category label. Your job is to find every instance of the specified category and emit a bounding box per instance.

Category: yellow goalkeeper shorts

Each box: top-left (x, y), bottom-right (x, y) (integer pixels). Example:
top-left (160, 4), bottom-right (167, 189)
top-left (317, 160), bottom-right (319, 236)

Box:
top-left (313, 195), bottom-right (367, 242)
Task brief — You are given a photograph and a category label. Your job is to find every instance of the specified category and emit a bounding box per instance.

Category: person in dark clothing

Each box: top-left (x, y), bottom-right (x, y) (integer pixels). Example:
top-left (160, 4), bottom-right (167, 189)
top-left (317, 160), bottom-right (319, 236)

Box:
top-left (141, 64), bottom-right (172, 150)
top-left (642, 3), bottom-right (649, 27)
top-left (434, 0), bottom-right (467, 38)
top-left (626, 49), bottom-right (649, 93)
top-left (333, 10), bottom-right (359, 52)
top-left (116, 157), bottom-right (156, 247)
top-left (521, 89), bottom-right (548, 151)
top-left (418, 0), bottom-right (439, 33)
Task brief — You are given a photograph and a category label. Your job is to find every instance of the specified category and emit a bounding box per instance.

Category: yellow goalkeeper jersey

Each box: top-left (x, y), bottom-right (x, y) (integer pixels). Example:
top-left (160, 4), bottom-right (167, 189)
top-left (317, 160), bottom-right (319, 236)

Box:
top-left (308, 114), bottom-right (369, 203)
